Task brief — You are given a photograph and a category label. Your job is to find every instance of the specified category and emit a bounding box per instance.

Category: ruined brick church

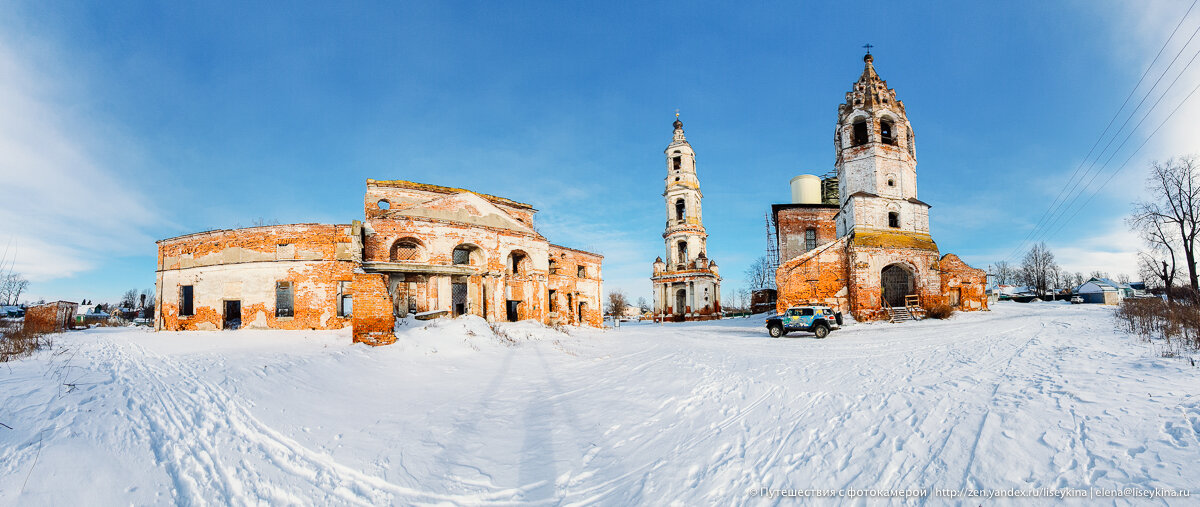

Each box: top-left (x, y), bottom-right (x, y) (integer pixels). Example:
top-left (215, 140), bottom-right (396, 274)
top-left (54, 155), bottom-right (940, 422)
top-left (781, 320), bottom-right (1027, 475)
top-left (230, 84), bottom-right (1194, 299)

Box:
top-left (155, 180), bottom-right (603, 344)
top-left (774, 54), bottom-right (988, 320)
top-left (652, 115), bottom-right (722, 321)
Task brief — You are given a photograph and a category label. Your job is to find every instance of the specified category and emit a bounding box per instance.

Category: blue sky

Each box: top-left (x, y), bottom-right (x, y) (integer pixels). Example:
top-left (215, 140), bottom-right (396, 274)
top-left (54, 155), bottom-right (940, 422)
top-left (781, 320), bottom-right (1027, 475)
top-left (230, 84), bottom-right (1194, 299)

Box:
top-left (1, 1), bottom-right (1196, 305)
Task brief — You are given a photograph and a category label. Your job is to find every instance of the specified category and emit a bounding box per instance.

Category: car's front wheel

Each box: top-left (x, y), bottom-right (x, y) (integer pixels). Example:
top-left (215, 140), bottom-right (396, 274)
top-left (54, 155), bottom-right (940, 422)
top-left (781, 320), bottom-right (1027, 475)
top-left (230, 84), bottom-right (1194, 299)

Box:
top-left (768, 324), bottom-right (784, 338)
top-left (813, 324), bottom-right (829, 339)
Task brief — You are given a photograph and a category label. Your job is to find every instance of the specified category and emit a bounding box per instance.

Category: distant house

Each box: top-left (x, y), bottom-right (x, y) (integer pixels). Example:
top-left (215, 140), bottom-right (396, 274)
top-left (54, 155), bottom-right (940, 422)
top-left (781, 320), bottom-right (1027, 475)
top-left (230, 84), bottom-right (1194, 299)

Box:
top-left (1075, 278), bottom-right (1133, 305)
top-left (0, 305), bottom-right (24, 318)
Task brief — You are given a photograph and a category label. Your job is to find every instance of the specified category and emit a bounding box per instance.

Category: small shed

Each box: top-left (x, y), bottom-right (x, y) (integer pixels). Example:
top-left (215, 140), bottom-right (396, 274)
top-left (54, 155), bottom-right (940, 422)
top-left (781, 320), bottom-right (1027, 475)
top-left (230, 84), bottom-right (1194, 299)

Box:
top-left (1075, 278), bottom-right (1129, 305)
top-left (23, 301), bottom-right (79, 333)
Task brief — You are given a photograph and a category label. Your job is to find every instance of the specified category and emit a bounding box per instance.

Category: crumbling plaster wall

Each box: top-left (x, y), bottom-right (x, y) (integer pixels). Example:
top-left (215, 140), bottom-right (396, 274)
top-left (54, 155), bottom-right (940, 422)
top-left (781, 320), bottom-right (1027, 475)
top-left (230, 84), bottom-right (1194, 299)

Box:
top-left (155, 224), bottom-right (359, 331)
top-left (776, 206), bottom-right (839, 263)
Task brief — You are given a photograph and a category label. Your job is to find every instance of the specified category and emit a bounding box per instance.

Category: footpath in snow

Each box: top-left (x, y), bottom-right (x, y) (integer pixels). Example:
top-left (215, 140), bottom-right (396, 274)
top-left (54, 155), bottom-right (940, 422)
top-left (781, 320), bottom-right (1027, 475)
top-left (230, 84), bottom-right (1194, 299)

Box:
top-left (0, 302), bottom-right (1197, 505)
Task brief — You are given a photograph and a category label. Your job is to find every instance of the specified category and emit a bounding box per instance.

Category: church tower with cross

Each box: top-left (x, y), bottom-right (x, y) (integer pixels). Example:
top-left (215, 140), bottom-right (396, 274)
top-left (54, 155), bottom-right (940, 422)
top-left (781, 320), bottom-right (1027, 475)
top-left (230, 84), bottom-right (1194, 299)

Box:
top-left (651, 114), bottom-right (721, 321)
top-left (771, 50), bottom-right (989, 321)
top-left (834, 51), bottom-right (928, 238)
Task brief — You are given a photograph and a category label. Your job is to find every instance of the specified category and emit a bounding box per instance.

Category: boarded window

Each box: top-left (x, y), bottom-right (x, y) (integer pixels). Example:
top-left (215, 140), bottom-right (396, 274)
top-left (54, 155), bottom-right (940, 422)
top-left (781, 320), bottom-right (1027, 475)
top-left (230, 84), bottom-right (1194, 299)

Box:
top-left (805, 228), bottom-right (817, 251)
top-left (452, 246), bottom-right (472, 265)
top-left (391, 241), bottom-right (419, 261)
top-left (852, 119), bottom-right (868, 146)
top-left (276, 281), bottom-right (294, 317)
top-left (577, 265), bottom-right (586, 278)
top-left (180, 285), bottom-right (194, 316)
top-left (337, 281), bottom-right (352, 317)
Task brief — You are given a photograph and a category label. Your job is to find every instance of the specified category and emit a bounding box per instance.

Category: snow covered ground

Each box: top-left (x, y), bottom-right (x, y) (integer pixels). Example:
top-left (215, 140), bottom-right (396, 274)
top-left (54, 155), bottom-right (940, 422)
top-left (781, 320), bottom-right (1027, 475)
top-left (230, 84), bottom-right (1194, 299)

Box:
top-left (1, 302), bottom-right (1197, 505)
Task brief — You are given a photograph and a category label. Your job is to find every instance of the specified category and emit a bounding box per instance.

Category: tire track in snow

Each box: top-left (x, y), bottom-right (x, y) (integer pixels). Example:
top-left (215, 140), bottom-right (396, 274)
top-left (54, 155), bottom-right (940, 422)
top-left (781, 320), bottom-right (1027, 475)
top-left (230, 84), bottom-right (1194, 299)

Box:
top-left (110, 340), bottom-right (537, 506)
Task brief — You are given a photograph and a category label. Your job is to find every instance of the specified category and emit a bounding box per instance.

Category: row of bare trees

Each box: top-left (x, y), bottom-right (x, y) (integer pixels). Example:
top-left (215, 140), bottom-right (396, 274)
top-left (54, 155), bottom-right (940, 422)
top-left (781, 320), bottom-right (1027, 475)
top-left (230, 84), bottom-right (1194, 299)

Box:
top-left (1129, 156), bottom-right (1200, 304)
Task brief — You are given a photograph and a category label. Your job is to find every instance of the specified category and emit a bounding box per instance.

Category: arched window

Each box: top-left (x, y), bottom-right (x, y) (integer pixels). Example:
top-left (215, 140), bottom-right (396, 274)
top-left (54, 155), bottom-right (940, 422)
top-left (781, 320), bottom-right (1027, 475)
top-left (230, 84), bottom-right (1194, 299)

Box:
top-left (888, 212), bottom-right (900, 228)
top-left (851, 119), bottom-right (868, 146)
top-left (391, 239), bottom-right (421, 261)
top-left (673, 156), bottom-right (682, 171)
top-left (452, 244), bottom-right (480, 266)
top-left (548, 259), bottom-right (558, 275)
top-left (507, 250), bottom-right (528, 275)
top-left (907, 127), bottom-right (915, 157)
top-left (675, 198), bottom-right (686, 221)
top-left (805, 228), bottom-right (817, 251)
top-left (677, 240), bottom-right (688, 265)
top-left (880, 118), bottom-right (896, 145)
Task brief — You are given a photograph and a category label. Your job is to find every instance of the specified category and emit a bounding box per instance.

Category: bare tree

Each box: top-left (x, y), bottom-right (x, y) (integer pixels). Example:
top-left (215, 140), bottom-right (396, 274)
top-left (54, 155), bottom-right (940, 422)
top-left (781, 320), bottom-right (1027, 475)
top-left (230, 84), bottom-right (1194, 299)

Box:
top-left (992, 261), bottom-right (1017, 285)
top-left (1138, 252), bottom-right (1177, 303)
top-left (744, 256), bottom-right (775, 290)
top-left (1020, 242), bottom-right (1058, 296)
top-left (1089, 270), bottom-right (1110, 280)
top-left (636, 297), bottom-right (649, 313)
top-left (1133, 157), bottom-right (1200, 294)
top-left (120, 289), bottom-right (138, 309)
top-left (606, 290), bottom-right (629, 318)
top-left (1117, 273), bottom-right (1131, 285)
top-left (0, 273), bottom-right (29, 305)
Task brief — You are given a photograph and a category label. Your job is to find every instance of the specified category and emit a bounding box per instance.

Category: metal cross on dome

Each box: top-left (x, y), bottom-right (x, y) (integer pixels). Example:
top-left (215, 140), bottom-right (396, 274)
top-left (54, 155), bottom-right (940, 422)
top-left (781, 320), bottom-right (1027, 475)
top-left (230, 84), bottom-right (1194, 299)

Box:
top-left (862, 43), bottom-right (873, 55)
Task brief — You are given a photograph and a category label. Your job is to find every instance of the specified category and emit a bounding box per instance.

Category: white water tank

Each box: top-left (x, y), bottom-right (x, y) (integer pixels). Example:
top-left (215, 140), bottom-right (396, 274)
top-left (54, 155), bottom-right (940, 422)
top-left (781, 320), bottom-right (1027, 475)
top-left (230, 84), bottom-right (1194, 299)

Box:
top-left (790, 174), bottom-right (821, 204)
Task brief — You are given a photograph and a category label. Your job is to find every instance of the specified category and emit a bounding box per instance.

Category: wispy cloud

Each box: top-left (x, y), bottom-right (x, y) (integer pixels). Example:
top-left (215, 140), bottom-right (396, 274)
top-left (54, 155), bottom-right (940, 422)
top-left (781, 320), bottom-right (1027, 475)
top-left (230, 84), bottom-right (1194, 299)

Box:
top-left (0, 39), bottom-right (158, 282)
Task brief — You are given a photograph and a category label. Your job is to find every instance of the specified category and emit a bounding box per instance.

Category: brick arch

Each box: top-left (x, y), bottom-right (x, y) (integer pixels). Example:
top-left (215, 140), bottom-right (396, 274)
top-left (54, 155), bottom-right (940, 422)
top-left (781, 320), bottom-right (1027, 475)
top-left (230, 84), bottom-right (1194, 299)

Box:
top-left (390, 237), bottom-right (426, 262)
top-left (881, 262), bottom-right (917, 307)
top-left (451, 242), bottom-right (486, 266)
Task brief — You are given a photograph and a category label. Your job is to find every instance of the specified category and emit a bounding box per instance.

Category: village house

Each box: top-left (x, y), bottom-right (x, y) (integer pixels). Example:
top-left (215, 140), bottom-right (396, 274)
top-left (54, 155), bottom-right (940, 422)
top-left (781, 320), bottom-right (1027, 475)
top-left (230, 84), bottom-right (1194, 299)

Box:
top-left (155, 180), bottom-right (604, 345)
top-left (773, 53), bottom-right (988, 321)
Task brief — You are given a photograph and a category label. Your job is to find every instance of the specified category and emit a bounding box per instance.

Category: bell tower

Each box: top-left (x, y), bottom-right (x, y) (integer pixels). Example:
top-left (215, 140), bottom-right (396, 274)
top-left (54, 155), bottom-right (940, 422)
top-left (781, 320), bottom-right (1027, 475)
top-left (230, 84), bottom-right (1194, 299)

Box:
top-left (662, 114), bottom-right (707, 268)
top-left (651, 113), bottom-right (721, 321)
top-left (834, 53), bottom-right (929, 238)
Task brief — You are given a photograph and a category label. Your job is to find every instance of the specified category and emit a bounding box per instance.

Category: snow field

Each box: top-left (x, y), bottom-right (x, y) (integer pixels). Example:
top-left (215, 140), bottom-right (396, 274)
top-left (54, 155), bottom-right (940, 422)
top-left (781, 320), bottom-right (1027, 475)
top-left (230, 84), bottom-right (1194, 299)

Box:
top-left (0, 302), bottom-right (1197, 505)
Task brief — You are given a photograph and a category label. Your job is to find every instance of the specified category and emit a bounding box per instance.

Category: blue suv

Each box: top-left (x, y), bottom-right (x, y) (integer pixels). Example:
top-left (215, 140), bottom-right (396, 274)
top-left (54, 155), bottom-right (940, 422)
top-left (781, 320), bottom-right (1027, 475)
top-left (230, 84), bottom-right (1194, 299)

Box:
top-left (765, 306), bottom-right (841, 338)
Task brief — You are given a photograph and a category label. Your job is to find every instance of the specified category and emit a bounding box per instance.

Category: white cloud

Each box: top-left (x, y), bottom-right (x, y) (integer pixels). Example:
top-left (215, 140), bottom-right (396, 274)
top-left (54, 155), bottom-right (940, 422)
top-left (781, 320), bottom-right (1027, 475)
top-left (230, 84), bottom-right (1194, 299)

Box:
top-left (0, 39), bottom-right (157, 282)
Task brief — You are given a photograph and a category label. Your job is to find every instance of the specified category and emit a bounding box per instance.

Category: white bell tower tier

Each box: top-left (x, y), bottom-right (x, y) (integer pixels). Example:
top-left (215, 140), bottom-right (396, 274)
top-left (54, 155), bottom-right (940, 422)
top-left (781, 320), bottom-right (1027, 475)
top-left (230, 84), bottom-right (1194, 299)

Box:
top-left (834, 53), bottom-right (931, 239)
top-left (651, 114), bottom-right (721, 321)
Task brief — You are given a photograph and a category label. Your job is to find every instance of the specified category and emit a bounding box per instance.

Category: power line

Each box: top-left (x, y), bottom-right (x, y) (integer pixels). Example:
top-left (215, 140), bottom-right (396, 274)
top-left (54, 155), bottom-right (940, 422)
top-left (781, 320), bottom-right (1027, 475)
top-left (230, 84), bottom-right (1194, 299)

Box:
top-left (1002, 0), bottom-right (1199, 262)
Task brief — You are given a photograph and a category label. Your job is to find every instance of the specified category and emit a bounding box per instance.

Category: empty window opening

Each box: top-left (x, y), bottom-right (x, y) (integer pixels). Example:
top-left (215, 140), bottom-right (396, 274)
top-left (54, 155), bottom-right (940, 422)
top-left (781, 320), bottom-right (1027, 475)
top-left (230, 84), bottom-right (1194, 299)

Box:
top-left (805, 228), bottom-right (817, 251)
top-left (675, 198), bottom-right (686, 221)
top-left (508, 251), bottom-right (528, 275)
top-left (907, 127), bottom-right (915, 157)
top-left (276, 281), bottom-right (294, 317)
top-left (880, 119), bottom-right (896, 145)
top-left (377, 199), bottom-right (390, 210)
top-left (677, 241), bottom-right (689, 265)
top-left (548, 289), bottom-right (557, 312)
top-left (852, 119), bottom-right (868, 146)
top-left (673, 156), bottom-right (682, 172)
top-left (549, 259), bottom-right (558, 275)
top-left (577, 265), bottom-right (586, 278)
top-left (180, 285), bottom-right (194, 316)
top-left (337, 281), bottom-right (352, 317)
top-left (888, 212), bottom-right (900, 228)
top-left (391, 240), bottom-right (420, 261)
top-left (887, 177), bottom-right (895, 187)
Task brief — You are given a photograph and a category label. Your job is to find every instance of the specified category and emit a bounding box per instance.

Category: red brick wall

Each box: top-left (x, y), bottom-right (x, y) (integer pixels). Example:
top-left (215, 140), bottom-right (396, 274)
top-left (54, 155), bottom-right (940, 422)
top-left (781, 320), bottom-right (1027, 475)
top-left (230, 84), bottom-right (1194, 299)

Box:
top-left (938, 253), bottom-right (989, 311)
top-left (23, 302), bottom-right (76, 334)
top-left (352, 272), bottom-right (396, 345)
top-left (776, 206), bottom-right (839, 263)
top-left (776, 237), bottom-right (851, 315)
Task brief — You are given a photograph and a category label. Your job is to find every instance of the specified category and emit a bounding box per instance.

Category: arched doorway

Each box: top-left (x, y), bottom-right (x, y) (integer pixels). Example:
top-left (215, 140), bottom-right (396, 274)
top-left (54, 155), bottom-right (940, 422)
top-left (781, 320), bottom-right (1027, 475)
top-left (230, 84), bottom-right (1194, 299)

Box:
top-left (881, 264), bottom-right (914, 307)
top-left (675, 288), bottom-right (687, 315)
